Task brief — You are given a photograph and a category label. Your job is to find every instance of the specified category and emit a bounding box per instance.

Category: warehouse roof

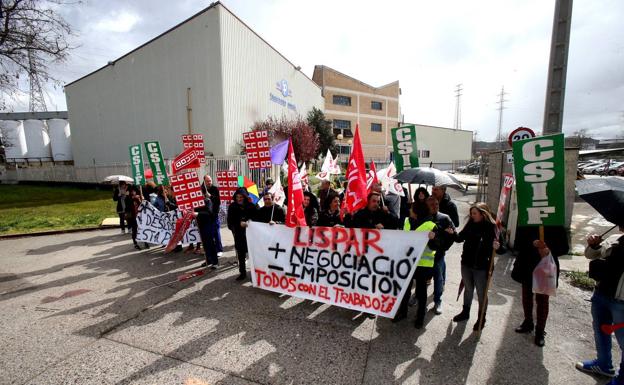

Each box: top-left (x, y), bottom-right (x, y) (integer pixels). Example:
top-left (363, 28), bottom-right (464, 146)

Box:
top-left (66, 2), bottom-right (319, 89)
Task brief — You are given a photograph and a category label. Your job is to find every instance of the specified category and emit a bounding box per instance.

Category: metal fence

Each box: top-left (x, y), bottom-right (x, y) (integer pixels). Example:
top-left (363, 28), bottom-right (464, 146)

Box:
top-left (0, 155), bottom-right (279, 187)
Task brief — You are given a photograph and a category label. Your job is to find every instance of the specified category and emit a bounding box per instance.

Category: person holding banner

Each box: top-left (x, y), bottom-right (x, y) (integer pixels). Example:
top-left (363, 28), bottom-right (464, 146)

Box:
top-left (318, 194), bottom-right (343, 227)
top-left (227, 188), bottom-right (256, 281)
top-left (511, 226), bottom-right (568, 346)
top-left (255, 193), bottom-right (285, 224)
top-left (350, 193), bottom-right (398, 230)
top-left (394, 202), bottom-right (439, 328)
top-left (303, 192), bottom-right (319, 226)
top-left (448, 203), bottom-right (500, 331)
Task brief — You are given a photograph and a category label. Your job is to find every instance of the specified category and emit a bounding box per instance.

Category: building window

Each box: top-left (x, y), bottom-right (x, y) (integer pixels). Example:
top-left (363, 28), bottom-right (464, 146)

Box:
top-left (338, 144), bottom-right (351, 155)
top-left (333, 95), bottom-right (352, 106)
top-left (371, 101), bottom-right (383, 110)
top-left (371, 123), bottom-right (382, 132)
top-left (419, 150), bottom-right (430, 158)
top-left (333, 119), bottom-right (353, 137)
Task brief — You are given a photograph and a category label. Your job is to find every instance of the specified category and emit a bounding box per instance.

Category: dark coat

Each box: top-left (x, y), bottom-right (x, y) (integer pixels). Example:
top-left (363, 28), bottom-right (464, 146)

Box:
top-left (194, 198), bottom-right (215, 227)
top-left (304, 206), bottom-right (318, 226)
top-left (201, 184), bottom-right (221, 216)
top-left (430, 211), bottom-right (456, 259)
top-left (439, 192), bottom-right (460, 227)
top-left (455, 220), bottom-right (497, 270)
top-left (350, 208), bottom-right (398, 230)
top-left (227, 191), bottom-right (256, 253)
top-left (113, 187), bottom-right (129, 213)
top-left (255, 205), bottom-right (286, 224)
top-left (513, 226), bottom-right (569, 285)
top-left (317, 209), bottom-right (342, 227)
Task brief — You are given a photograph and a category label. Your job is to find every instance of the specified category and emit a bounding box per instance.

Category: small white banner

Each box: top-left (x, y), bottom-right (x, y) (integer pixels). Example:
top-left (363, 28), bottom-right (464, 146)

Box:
top-left (136, 201), bottom-right (200, 245)
top-left (247, 222), bottom-right (429, 318)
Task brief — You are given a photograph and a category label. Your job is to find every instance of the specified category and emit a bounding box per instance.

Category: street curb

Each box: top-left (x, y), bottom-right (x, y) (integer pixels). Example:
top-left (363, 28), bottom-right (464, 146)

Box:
top-left (0, 226), bottom-right (112, 240)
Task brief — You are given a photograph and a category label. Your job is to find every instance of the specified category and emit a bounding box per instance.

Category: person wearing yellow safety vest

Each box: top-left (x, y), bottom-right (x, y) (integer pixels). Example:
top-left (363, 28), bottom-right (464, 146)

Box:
top-left (393, 202), bottom-right (440, 328)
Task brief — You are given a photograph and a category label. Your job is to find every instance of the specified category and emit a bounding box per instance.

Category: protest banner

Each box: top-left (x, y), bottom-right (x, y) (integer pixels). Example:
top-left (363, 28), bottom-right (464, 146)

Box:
top-left (243, 130), bottom-right (272, 169)
top-left (129, 144), bottom-right (145, 185)
top-left (144, 141), bottom-right (169, 185)
top-left (495, 174), bottom-right (515, 237)
top-left (391, 125), bottom-right (419, 172)
top-left (247, 222), bottom-right (430, 318)
top-left (136, 201), bottom-right (200, 245)
top-left (170, 171), bottom-right (205, 211)
top-left (216, 170), bottom-right (238, 203)
top-left (512, 133), bottom-right (565, 226)
top-left (182, 134), bottom-right (205, 164)
top-left (172, 147), bottom-right (200, 174)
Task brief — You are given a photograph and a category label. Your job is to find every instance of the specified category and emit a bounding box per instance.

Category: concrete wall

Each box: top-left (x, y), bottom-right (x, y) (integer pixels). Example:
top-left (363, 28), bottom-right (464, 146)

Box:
top-left (487, 148), bottom-right (579, 229)
top-left (218, 7), bottom-right (324, 155)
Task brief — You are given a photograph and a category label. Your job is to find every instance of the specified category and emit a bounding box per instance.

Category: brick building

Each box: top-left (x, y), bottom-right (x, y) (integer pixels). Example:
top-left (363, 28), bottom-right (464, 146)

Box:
top-left (312, 65), bottom-right (400, 161)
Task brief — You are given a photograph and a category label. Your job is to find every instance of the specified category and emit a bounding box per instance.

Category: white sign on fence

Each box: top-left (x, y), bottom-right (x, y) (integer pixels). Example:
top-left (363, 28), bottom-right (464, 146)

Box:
top-left (247, 222), bottom-right (429, 318)
top-left (136, 201), bottom-right (200, 245)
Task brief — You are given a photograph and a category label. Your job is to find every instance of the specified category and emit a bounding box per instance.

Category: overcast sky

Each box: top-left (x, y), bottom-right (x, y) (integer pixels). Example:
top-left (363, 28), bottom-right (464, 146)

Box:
top-left (14, 0), bottom-right (624, 141)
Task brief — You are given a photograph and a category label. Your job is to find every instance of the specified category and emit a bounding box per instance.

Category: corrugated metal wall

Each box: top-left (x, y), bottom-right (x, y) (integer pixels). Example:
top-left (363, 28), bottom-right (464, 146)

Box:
top-left (218, 7), bottom-right (325, 155)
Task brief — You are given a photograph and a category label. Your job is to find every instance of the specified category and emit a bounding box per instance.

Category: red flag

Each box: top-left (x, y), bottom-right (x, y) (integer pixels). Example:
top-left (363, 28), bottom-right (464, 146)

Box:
top-left (344, 124), bottom-right (368, 214)
top-left (366, 160), bottom-right (379, 193)
top-left (285, 139), bottom-right (307, 227)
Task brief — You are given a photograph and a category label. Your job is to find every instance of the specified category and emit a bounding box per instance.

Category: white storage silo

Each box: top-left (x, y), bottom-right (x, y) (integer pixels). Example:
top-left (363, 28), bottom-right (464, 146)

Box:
top-left (23, 119), bottom-right (51, 160)
top-left (48, 119), bottom-right (73, 161)
top-left (0, 120), bottom-right (28, 162)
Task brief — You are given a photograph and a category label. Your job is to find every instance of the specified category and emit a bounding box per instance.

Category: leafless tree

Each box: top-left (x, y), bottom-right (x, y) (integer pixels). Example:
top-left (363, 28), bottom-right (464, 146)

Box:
top-left (0, 0), bottom-right (77, 110)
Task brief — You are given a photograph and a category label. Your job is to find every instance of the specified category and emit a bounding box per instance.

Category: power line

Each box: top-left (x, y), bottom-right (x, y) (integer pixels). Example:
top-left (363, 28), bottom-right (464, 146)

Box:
top-left (454, 83), bottom-right (463, 130)
top-left (28, 48), bottom-right (47, 112)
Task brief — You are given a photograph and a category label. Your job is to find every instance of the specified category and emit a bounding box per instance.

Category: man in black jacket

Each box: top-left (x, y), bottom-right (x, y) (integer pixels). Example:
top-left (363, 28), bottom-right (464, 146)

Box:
top-left (194, 196), bottom-right (218, 268)
top-left (255, 193), bottom-right (285, 224)
top-left (432, 185), bottom-right (459, 227)
top-left (350, 193), bottom-right (398, 230)
top-left (426, 196), bottom-right (456, 315)
top-left (201, 175), bottom-right (223, 256)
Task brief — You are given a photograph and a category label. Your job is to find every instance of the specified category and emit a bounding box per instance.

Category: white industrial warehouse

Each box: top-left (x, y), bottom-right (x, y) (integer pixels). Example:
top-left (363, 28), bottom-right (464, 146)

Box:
top-left (64, 2), bottom-right (324, 168)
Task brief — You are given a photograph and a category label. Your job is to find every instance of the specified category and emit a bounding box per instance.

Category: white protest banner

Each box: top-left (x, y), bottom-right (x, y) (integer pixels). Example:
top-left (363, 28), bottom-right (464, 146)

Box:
top-left (136, 201), bottom-right (200, 245)
top-left (247, 222), bottom-right (429, 318)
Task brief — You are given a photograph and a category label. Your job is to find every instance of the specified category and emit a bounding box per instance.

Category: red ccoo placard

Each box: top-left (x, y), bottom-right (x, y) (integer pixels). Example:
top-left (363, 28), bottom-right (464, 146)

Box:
top-left (182, 134), bottom-right (205, 164)
top-left (243, 130), bottom-right (271, 169)
top-left (170, 171), bottom-right (205, 211)
top-left (216, 170), bottom-right (238, 203)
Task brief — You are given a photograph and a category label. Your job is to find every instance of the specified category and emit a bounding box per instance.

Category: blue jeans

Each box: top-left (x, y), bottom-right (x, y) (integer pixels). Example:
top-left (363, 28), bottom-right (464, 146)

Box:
top-left (433, 256), bottom-right (446, 305)
top-left (591, 291), bottom-right (624, 373)
top-left (207, 218), bottom-right (223, 253)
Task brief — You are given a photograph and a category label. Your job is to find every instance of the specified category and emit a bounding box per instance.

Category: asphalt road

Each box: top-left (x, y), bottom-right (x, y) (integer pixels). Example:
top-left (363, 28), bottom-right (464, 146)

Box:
top-left (0, 191), bottom-right (618, 384)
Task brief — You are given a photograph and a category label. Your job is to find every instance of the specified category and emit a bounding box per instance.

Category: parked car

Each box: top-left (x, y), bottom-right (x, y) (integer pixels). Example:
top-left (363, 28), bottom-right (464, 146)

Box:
top-left (617, 165), bottom-right (624, 176)
top-left (602, 161), bottom-right (624, 176)
top-left (579, 160), bottom-right (603, 173)
top-left (584, 162), bottom-right (609, 174)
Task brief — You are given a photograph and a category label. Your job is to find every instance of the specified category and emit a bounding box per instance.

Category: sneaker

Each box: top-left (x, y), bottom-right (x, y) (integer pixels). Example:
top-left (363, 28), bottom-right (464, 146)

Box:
top-left (575, 360), bottom-right (616, 378)
top-left (217, 252), bottom-right (223, 257)
top-left (408, 293), bottom-right (418, 307)
top-left (210, 264), bottom-right (218, 270)
top-left (433, 303), bottom-right (443, 315)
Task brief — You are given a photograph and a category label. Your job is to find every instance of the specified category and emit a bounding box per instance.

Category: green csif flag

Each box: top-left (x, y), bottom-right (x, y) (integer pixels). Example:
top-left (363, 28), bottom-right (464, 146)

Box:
top-left (512, 133), bottom-right (565, 226)
top-left (144, 141), bottom-right (169, 185)
top-left (391, 125), bottom-right (419, 172)
top-left (129, 144), bottom-right (145, 185)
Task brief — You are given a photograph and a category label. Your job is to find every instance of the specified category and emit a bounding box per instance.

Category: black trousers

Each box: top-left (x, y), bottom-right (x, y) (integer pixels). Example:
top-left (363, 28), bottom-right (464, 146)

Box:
top-left (127, 217), bottom-right (138, 243)
top-left (396, 266), bottom-right (434, 321)
top-left (237, 250), bottom-right (247, 275)
top-left (118, 213), bottom-right (126, 231)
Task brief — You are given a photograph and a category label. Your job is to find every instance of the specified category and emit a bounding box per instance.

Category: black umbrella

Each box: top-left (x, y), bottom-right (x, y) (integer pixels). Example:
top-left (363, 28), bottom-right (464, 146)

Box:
top-left (394, 167), bottom-right (464, 189)
top-left (576, 177), bottom-right (624, 227)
